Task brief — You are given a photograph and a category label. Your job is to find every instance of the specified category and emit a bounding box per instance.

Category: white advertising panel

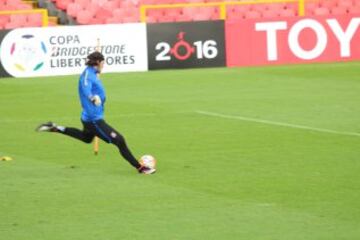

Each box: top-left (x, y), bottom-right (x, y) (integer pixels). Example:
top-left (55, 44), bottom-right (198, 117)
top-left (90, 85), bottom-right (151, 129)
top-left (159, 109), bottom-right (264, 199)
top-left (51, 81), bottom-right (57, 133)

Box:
top-left (0, 23), bottom-right (148, 77)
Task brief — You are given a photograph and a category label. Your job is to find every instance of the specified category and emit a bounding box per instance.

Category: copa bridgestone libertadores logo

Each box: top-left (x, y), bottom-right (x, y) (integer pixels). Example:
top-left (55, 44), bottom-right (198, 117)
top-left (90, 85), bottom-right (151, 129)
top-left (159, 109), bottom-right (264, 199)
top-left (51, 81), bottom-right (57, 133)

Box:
top-left (0, 24), bottom-right (148, 77)
top-left (9, 34), bottom-right (47, 73)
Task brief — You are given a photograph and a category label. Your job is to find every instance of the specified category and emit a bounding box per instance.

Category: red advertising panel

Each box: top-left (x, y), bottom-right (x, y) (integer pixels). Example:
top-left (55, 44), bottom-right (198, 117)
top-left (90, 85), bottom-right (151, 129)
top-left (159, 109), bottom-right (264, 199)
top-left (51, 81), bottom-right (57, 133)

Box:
top-left (226, 15), bottom-right (360, 67)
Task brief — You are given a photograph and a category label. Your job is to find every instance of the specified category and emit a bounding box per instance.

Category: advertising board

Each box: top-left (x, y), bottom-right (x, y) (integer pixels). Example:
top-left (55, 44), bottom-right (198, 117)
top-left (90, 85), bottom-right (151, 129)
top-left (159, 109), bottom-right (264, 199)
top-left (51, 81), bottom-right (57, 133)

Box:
top-left (0, 23), bottom-right (148, 77)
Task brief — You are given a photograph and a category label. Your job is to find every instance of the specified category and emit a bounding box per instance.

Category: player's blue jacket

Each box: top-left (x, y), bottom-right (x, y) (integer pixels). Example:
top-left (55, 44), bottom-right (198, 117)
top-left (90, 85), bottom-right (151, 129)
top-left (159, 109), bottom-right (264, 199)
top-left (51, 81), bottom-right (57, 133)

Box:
top-left (78, 66), bottom-right (106, 122)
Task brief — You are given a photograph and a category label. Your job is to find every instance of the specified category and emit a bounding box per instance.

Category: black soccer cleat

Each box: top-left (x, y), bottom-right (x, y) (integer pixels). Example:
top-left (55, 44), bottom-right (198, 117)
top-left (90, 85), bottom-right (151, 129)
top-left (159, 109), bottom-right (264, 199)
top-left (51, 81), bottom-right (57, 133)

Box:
top-left (36, 122), bottom-right (58, 132)
top-left (138, 165), bottom-right (156, 175)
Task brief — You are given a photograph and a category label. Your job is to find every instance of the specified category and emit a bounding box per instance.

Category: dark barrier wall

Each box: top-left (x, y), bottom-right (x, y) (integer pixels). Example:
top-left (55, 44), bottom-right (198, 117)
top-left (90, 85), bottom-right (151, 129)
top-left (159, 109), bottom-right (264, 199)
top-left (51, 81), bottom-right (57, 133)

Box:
top-left (0, 30), bottom-right (11, 78)
top-left (147, 20), bottom-right (226, 70)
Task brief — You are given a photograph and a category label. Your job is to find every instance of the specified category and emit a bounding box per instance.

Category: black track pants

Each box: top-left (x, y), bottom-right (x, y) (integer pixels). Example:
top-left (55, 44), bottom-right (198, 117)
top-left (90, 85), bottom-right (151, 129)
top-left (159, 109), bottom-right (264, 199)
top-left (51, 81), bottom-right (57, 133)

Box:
top-left (61, 119), bottom-right (141, 169)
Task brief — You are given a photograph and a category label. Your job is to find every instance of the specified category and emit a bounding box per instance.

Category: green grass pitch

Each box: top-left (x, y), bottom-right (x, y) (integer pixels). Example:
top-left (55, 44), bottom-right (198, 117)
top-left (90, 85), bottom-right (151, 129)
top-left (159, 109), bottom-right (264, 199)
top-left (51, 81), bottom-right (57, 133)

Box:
top-left (0, 62), bottom-right (359, 240)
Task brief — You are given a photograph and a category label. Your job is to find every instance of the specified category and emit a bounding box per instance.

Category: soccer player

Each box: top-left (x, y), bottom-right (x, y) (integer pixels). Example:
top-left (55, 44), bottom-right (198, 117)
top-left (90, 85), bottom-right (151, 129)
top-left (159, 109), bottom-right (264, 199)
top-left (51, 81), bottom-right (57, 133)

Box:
top-left (36, 52), bottom-right (156, 175)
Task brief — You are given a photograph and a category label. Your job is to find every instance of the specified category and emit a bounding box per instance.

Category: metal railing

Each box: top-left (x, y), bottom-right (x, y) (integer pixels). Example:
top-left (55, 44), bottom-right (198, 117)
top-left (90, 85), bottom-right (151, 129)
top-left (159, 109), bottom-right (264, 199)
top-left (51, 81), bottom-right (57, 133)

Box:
top-left (140, 0), bottom-right (305, 22)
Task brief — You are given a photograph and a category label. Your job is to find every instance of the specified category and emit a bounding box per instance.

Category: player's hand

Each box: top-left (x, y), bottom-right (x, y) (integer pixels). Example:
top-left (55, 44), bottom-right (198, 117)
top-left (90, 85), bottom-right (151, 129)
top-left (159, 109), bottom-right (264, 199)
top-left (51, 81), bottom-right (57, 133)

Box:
top-left (91, 95), bottom-right (102, 106)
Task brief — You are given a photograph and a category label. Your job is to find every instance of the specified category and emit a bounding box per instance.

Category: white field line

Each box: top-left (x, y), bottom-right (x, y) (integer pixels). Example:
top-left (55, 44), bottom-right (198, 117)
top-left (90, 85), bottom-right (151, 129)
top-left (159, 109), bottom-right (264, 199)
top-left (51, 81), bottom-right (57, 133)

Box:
top-left (196, 110), bottom-right (360, 138)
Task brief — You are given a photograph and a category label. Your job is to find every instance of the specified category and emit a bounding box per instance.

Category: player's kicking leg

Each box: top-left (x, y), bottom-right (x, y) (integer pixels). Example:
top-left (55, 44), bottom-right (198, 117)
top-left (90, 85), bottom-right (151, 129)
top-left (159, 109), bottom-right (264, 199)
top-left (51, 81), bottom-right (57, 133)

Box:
top-left (36, 122), bottom-right (58, 132)
top-left (36, 121), bottom-right (155, 174)
top-left (90, 120), bottom-right (156, 174)
top-left (36, 122), bottom-right (94, 143)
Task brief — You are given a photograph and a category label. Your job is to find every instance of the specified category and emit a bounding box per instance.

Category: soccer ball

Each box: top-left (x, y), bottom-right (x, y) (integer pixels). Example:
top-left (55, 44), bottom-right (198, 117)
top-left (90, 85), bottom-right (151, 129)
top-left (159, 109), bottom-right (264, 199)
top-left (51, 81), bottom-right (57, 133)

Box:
top-left (140, 155), bottom-right (156, 169)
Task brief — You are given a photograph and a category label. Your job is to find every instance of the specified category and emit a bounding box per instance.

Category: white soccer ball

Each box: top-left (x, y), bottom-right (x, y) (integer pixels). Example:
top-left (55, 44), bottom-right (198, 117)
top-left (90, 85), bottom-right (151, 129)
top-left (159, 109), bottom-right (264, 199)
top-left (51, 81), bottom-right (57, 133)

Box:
top-left (140, 155), bottom-right (156, 169)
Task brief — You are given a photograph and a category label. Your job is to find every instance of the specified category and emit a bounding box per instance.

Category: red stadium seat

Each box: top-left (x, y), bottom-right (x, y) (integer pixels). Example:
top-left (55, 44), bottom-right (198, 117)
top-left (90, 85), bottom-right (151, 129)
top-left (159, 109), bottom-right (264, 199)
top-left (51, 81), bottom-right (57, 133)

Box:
top-left (284, 3), bottom-right (297, 11)
top-left (56, 0), bottom-right (73, 10)
top-left (146, 15), bottom-right (158, 23)
top-left (0, 16), bottom-right (9, 28)
top-left (158, 15), bottom-right (175, 22)
top-left (252, 4), bottom-right (268, 12)
top-left (313, 7), bottom-right (330, 15)
top-left (164, 8), bottom-right (183, 18)
top-left (5, 22), bottom-right (21, 29)
top-left (102, 1), bottom-right (120, 10)
top-left (244, 10), bottom-right (261, 19)
top-left (331, 6), bottom-right (348, 15)
top-left (227, 5), bottom-right (248, 20)
top-left (139, 0), bottom-right (157, 4)
top-left (234, 5), bottom-right (252, 14)
top-left (77, 10), bottom-right (93, 24)
top-left (94, 8), bottom-right (113, 24)
top-left (349, 5), bottom-right (360, 14)
top-left (75, 0), bottom-right (89, 8)
top-left (119, 1), bottom-right (137, 9)
top-left (10, 14), bottom-right (27, 24)
top-left (262, 9), bottom-right (279, 18)
top-left (280, 8), bottom-right (296, 17)
top-left (305, 2), bottom-right (320, 15)
top-left (24, 19), bottom-right (41, 27)
top-left (337, 0), bottom-right (353, 8)
top-left (182, 7), bottom-right (202, 17)
top-left (122, 15), bottom-right (140, 23)
top-left (27, 14), bottom-right (43, 25)
top-left (227, 14), bottom-right (245, 21)
top-left (266, 3), bottom-right (286, 12)
top-left (192, 13), bottom-right (211, 21)
top-left (124, 7), bottom-right (140, 18)
top-left (87, 3), bottom-right (100, 16)
top-left (67, 3), bottom-right (83, 17)
top-left (113, 8), bottom-right (126, 19)
top-left (319, 0), bottom-right (337, 9)
top-left (147, 9), bottom-right (164, 19)
top-left (174, 14), bottom-right (192, 22)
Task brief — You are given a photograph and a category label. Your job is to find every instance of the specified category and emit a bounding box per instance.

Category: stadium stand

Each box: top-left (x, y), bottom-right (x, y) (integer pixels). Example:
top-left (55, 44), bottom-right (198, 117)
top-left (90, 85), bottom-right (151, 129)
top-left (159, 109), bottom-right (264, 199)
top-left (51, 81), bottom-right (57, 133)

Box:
top-left (47, 0), bottom-right (359, 24)
top-left (0, 0), bottom-right (359, 29)
top-left (0, 0), bottom-right (56, 29)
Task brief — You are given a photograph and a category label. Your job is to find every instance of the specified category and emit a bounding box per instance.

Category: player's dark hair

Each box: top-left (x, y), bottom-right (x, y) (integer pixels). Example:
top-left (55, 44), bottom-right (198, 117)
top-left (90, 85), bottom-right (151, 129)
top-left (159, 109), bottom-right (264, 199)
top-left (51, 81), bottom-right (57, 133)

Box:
top-left (86, 52), bottom-right (105, 66)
